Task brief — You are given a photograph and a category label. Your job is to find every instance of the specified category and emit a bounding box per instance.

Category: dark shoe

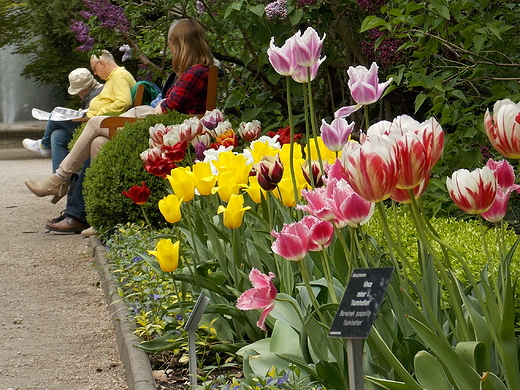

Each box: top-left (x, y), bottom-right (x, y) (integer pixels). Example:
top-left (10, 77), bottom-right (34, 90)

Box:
top-left (47, 211), bottom-right (67, 224)
top-left (46, 216), bottom-right (90, 234)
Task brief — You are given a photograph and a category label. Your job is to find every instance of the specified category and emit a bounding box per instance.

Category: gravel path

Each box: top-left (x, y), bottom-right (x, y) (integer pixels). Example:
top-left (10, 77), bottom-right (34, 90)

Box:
top-left (0, 157), bottom-right (128, 390)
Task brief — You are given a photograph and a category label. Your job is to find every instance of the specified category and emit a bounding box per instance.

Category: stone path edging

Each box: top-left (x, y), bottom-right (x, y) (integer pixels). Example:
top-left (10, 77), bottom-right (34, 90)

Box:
top-left (89, 236), bottom-right (157, 390)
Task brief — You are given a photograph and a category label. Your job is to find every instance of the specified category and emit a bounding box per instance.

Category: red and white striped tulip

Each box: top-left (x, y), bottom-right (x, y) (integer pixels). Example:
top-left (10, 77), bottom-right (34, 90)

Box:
top-left (340, 136), bottom-right (399, 203)
top-left (484, 99), bottom-right (520, 159)
top-left (446, 167), bottom-right (497, 214)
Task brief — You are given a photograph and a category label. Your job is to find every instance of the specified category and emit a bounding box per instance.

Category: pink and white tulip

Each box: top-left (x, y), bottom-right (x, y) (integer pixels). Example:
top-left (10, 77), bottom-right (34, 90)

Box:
top-left (292, 27), bottom-right (326, 68)
top-left (300, 215), bottom-right (335, 251)
top-left (236, 268), bottom-right (277, 331)
top-left (267, 36), bottom-right (299, 76)
top-left (329, 178), bottom-right (375, 228)
top-left (320, 117), bottom-right (355, 152)
top-left (335, 62), bottom-right (393, 118)
top-left (271, 221), bottom-right (310, 261)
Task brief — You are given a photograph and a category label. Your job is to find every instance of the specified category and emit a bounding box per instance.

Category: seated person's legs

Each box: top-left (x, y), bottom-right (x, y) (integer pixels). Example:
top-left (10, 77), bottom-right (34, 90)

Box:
top-left (46, 160), bottom-right (90, 233)
top-left (50, 122), bottom-right (81, 173)
top-left (46, 136), bottom-right (109, 233)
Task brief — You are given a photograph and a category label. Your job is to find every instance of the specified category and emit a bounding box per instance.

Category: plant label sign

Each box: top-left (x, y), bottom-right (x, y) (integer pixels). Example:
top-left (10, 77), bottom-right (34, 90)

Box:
top-left (329, 267), bottom-right (394, 339)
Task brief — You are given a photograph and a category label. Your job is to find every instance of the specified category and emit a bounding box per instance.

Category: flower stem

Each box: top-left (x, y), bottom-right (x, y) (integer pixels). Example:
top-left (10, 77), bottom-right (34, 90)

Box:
top-left (298, 259), bottom-right (326, 323)
top-left (286, 75), bottom-right (299, 206)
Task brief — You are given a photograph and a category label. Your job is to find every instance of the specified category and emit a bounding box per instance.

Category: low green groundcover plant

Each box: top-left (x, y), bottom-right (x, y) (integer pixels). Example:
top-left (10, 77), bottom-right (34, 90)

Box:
top-left (83, 111), bottom-right (191, 232)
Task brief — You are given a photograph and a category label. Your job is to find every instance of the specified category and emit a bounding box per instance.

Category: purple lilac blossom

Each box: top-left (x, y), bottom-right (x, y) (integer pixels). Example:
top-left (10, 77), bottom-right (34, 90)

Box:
top-left (296, 0), bottom-right (317, 9)
top-left (196, 0), bottom-right (205, 14)
top-left (357, 0), bottom-right (386, 13)
top-left (70, 20), bottom-right (94, 51)
top-left (265, 0), bottom-right (288, 20)
top-left (83, 0), bottom-right (130, 32)
top-left (360, 28), bottom-right (403, 69)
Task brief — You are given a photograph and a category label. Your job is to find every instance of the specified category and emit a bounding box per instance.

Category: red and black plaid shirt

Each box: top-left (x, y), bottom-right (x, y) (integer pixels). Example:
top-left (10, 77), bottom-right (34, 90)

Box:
top-left (160, 64), bottom-right (208, 115)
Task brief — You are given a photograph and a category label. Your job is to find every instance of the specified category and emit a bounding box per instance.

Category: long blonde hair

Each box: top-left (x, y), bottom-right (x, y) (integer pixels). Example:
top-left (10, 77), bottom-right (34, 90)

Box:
top-left (168, 18), bottom-right (214, 75)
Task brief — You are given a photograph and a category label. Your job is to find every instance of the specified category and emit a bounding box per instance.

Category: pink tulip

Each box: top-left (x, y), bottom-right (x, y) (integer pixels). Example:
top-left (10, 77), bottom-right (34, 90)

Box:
top-left (236, 268), bottom-right (277, 331)
top-left (297, 185), bottom-right (336, 220)
top-left (334, 62), bottom-right (392, 118)
top-left (267, 36), bottom-right (299, 76)
top-left (271, 221), bottom-right (310, 261)
top-left (484, 99), bottom-right (520, 159)
top-left (329, 178), bottom-right (375, 228)
top-left (320, 118), bottom-right (355, 152)
top-left (292, 27), bottom-right (326, 67)
top-left (485, 159), bottom-right (516, 189)
top-left (481, 186), bottom-right (515, 223)
top-left (481, 159), bottom-right (520, 222)
top-left (446, 167), bottom-right (497, 214)
top-left (340, 137), bottom-right (399, 203)
top-left (300, 215), bottom-right (334, 251)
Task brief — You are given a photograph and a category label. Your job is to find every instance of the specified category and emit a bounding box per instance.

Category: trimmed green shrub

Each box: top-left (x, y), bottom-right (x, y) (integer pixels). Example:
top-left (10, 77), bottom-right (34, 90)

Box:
top-left (83, 111), bottom-right (191, 233)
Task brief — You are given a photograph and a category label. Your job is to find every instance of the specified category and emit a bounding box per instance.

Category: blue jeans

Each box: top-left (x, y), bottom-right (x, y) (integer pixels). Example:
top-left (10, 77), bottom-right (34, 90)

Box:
top-left (40, 120), bottom-right (80, 173)
top-left (65, 158), bottom-right (90, 224)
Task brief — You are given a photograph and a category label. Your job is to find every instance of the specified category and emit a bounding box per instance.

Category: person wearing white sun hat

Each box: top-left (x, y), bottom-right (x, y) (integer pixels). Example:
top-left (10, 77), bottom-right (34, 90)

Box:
top-left (22, 67), bottom-right (104, 172)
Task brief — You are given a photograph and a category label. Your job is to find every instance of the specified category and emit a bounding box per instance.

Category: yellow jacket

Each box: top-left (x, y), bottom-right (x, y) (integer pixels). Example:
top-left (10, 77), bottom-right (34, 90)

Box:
top-left (86, 67), bottom-right (136, 117)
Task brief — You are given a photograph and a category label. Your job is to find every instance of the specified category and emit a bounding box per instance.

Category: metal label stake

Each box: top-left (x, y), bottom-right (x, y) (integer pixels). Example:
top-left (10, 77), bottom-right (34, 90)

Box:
top-left (184, 293), bottom-right (210, 390)
top-left (329, 267), bottom-right (394, 390)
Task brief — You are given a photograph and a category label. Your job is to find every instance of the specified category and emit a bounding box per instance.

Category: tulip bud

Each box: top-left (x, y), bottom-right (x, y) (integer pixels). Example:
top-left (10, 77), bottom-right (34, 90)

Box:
top-left (301, 160), bottom-right (324, 187)
top-left (201, 109), bottom-right (225, 131)
top-left (256, 155), bottom-right (284, 191)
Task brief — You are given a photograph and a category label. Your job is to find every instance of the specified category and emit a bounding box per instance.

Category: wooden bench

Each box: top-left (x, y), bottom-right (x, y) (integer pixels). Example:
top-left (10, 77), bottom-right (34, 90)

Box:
top-left (105, 64), bottom-right (219, 139)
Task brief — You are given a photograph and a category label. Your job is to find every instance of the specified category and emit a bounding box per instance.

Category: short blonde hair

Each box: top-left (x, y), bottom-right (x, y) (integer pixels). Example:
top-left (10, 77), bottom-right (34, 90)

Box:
top-left (168, 18), bottom-right (214, 75)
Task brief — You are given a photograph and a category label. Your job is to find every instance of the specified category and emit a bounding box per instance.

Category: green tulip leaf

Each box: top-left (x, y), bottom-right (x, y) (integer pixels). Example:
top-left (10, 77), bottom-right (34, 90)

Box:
top-left (407, 316), bottom-right (481, 390)
top-left (315, 360), bottom-right (346, 390)
top-left (414, 350), bottom-right (454, 390)
top-left (480, 371), bottom-right (508, 390)
top-left (364, 376), bottom-right (410, 390)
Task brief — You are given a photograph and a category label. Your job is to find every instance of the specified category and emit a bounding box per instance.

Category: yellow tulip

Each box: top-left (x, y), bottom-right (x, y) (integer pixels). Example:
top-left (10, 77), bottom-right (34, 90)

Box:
top-left (307, 136), bottom-right (337, 163)
top-left (247, 140), bottom-right (279, 164)
top-left (167, 166), bottom-right (195, 202)
top-left (245, 175), bottom-right (267, 204)
top-left (158, 194), bottom-right (183, 224)
top-left (192, 162), bottom-right (218, 196)
top-left (273, 177), bottom-right (304, 207)
top-left (212, 152), bottom-right (251, 185)
top-left (217, 194), bottom-right (251, 229)
top-left (212, 171), bottom-right (247, 202)
top-left (148, 239), bottom-right (180, 272)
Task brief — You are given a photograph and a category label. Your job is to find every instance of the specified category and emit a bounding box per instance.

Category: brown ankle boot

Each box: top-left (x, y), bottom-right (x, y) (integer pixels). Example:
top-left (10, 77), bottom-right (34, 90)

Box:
top-left (25, 175), bottom-right (69, 204)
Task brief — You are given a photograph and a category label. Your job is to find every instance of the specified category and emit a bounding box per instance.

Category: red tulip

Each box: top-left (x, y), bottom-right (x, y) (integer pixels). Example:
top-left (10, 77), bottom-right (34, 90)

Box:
top-left (140, 147), bottom-right (177, 178)
top-left (122, 181), bottom-right (151, 205)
